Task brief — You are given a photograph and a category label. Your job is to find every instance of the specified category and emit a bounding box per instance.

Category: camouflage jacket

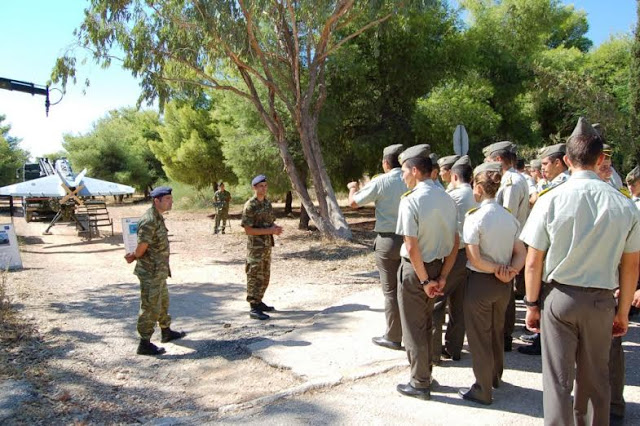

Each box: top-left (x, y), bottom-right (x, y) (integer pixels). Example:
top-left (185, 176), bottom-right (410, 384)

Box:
top-left (134, 206), bottom-right (171, 279)
top-left (241, 195), bottom-right (275, 249)
top-left (213, 190), bottom-right (231, 208)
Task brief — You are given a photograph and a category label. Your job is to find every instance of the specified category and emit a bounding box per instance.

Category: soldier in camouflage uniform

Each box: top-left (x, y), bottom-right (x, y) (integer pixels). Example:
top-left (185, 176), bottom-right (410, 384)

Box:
top-left (241, 175), bottom-right (283, 320)
top-left (125, 186), bottom-right (186, 355)
top-left (213, 182), bottom-right (231, 234)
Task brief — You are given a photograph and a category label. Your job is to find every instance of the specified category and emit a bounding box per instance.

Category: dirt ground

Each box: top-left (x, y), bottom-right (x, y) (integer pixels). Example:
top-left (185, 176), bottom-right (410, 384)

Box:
top-left (0, 201), bottom-right (380, 424)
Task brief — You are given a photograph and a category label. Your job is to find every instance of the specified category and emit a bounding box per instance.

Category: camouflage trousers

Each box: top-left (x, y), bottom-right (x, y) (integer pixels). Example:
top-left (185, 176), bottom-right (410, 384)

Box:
top-left (246, 246), bottom-right (272, 305)
top-left (137, 277), bottom-right (171, 340)
top-left (215, 207), bottom-right (229, 231)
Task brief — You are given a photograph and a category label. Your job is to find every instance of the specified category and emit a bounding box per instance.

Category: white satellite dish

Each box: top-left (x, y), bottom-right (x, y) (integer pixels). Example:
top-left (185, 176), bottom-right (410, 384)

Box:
top-left (453, 124), bottom-right (469, 156)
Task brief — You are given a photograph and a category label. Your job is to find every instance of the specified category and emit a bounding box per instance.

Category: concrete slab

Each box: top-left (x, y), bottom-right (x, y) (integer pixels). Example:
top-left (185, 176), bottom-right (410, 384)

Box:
top-left (247, 287), bottom-right (407, 382)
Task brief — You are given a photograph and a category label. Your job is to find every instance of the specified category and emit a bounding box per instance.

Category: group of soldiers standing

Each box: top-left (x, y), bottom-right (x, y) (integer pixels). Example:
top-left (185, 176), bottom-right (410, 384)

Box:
top-left (348, 116), bottom-right (640, 425)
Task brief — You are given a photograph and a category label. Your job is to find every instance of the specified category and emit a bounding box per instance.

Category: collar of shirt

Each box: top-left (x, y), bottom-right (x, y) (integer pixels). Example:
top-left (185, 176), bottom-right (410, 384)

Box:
top-left (480, 198), bottom-right (497, 208)
top-left (415, 179), bottom-right (435, 190)
top-left (389, 168), bottom-right (402, 176)
top-left (569, 170), bottom-right (600, 181)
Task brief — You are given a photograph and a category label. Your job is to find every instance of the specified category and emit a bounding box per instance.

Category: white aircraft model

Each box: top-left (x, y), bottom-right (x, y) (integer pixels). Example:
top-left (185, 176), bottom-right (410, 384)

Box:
top-left (0, 158), bottom-right (135, 234)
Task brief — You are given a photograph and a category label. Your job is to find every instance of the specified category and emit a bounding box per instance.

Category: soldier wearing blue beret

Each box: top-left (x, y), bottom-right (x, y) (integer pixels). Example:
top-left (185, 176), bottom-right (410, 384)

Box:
top-left (125, 186), bottom-right (186, 355)
top-left (241, 174), bottom-right (283, 320)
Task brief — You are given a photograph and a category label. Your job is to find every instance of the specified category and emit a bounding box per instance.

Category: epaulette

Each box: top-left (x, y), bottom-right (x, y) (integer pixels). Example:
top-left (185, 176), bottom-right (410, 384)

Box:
top-left (466, 207), bottom-right (479, 216)
top-left (619, 187), bottom-right (632, 199)
top-left (401, 189), bottom-right (415, 199)
top-left (371, 173), bottom-right (382, 180)
top-left (538, 180), bottom-right (566, 197)
top-left (503, 206), bottom-right (512, 213)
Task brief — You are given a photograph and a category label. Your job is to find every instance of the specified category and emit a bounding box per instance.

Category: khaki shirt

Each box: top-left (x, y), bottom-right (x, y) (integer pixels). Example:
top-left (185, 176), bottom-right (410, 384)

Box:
top-left (520, 170), bottom-right (640, 289)
top-left (135, 206), bottom-right (171, 279)
top-left (353, 168), bottom-right (407, 233)
top-left (463, 199), bottom-right (520, 272)
top-left (497, 168), bottom-right (530, 232)
top-left (633, 196), bottom-right (640, 210)
top-left (447, 183), bottom-right (478, 249)
top-left (396, 180), bottom-right (457, 263)
top-left (241, 196), bottom-right (275, 249)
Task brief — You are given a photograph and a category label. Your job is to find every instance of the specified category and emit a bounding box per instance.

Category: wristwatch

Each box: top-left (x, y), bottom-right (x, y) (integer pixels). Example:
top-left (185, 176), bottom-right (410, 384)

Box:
top-left (523, 296), bottom-right (540, 308)
top-left (420, 279), bottom-right (430, 287)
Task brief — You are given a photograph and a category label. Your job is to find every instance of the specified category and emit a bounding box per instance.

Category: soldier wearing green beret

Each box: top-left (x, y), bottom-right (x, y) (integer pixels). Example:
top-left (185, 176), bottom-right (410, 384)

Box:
top-left (348, 144), bottom-right (407, 350)
top-left (394, 145), bottom-right (459, 400)
top-left (125, 186), bottom-right (186, 356)
top-left (242, 175), bottom-right (283, 320)
top-left (521, 117), bottom-right (640, 425)
top-left (213, 182), bottom-right (232, 234)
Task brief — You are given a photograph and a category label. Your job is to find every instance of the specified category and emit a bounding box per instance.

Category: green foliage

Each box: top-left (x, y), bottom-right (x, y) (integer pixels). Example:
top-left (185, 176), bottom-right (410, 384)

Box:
top-left (413, 74), bottom-right (502, 158)
top-left (630, 1), bottom-right (640, 164)
top-left (63, 108), bottom-right (165, 192)
top-left (154, 101), bottom-right (237, 190)
top-left (0, 115), bottom-right (29, 186)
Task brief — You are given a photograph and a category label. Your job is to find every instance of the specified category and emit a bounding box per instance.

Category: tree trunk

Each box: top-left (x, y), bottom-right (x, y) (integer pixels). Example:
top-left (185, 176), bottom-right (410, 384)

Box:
top-left (299, 202), bottom-right (310, 230)
top-left (284, 191), bottom-right (293, 215)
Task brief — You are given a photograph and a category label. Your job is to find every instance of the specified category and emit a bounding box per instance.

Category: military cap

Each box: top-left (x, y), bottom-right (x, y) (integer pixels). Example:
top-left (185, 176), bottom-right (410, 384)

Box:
top-left (538, 143), bottom-right (566, 159)
top-left (482, 141), bottom-right (516, 158)
top-left (438, 155), bottom-right (460, 168)
top-left (383, 144), bottom-right (404, 157)
top-left (529, 159), bottom-right (542, 170)
top-left (453, 155), bottom-right (471, 167)
top-left (473, 161), bottom-right (502, 177)
top-left (568, 117), bottom-right (599, 141)
top-left (592, 122), bottom-right (605, 139)
top-left (602, 143), bottom-right (613, 157)
top-left (626, 165), bottom-right (640, 183)
top-left (429, 153), bottom-right (440, 167)
top-left (150, 186), bottom-right (172, 198)
top-left (399, 144), bottom-right (431, 165)
top-left (251, 174), bottom-right (267, 186)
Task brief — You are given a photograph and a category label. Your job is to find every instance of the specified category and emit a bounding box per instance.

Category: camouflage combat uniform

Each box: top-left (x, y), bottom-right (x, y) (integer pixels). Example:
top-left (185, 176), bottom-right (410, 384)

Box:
top-left (134, 206), bottom-right (172, 340)
top-left (213, 189), bottom-right (231, 232)
top-left (241, 195), bottom-right (275, 305)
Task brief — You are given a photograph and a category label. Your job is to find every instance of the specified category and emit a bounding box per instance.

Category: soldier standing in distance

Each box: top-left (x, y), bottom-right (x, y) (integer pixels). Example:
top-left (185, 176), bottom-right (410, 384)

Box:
top-left (429, 153), bottom-right (446, 190)
top-left (432, 155), bottom-right (476, 363)
top-left (213, 182), bottom-right (231, 234)
top-left (348, 144), bottom-right (407, 350)
top-left (241, 175), bottom-right (283, 320)
top-left (125, 186), bottom-right (186, 356)
top-left (521, 117), bottom-right (640, 425)
top-left (394, 144), bottom-right (459, 400)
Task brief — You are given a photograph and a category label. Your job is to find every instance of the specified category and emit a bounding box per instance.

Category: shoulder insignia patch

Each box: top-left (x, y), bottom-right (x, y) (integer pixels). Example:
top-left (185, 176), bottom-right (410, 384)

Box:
top-left (619, 187), bottom-right (632, 199)
top-left (466, 207), bottom-right (479, 216)
top-left (538, 180), bottom-right (566, 197)
top-left (401, 189), bottom-right (414, 199)
top-left (505, 176), bottom-right (513, 187)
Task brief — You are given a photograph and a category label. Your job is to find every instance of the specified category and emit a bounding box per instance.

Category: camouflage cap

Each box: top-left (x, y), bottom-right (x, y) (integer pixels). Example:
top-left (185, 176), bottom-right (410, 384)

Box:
top-left (568, 117), bottom-right (599, 142)
top-left (453, 155), bottom-right (471, 167)
top-left (626, 165), bottom-right (640, 183)
top-left (529, 159), bottom-right (542, 170)
top-left (473, 161), bottom-right (502, 177)
top-left (399, 144), bottom-right (431, 165)
top-left (383, 144), bottom-right (404, 157)
top-left (482, 141), bottom-right (516, 158)
top-left (150, 186), bottom-right (172, 198)
top-left (437, 155), bottom-right (460, 168)
top-left (538, 143), bottom-right (566, 159)
top-left (251, 174), bottom-right (267, 186)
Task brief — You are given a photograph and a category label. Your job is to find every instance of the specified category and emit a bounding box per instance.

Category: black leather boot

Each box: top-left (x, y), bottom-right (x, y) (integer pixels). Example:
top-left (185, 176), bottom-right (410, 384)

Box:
top-left (137, 339), bottom-right (165, 356)
top-left (161, 327), bottom-right (186, 343)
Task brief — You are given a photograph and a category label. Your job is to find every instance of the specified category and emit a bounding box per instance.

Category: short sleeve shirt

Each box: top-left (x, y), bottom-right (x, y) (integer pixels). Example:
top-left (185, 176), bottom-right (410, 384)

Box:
top-left (463, 199), bottom-right (520, 272)
top-left (396, 180), bottom-right (457, 262)
top-left (497, 168), bottom-right (530, 232)
top-left (241, 196), bottom-right (276, 249)
top-left (134, 206), bottom-right (171, 279)
top-left (353, 168), bottom-right (407, 233)
top-left (520, 170), bottom-right (640, 289)
top-left (447, 184), bottom-right (478, 249)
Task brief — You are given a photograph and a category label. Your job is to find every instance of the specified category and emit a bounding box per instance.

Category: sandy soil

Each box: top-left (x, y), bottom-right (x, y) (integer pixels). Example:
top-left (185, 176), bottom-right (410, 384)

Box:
top-left (0, 201), bottom-right (379, 424)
